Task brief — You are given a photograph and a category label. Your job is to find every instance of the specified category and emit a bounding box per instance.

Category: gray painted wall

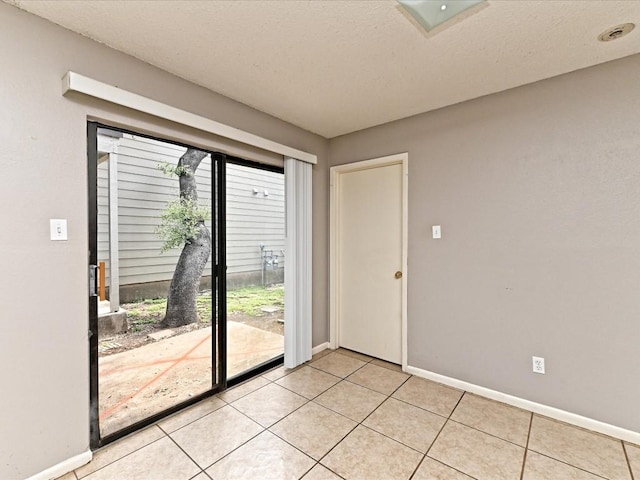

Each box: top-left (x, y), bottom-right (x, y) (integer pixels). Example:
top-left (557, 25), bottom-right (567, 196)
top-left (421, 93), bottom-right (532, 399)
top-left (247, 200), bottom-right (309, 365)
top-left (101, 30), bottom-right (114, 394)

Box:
top-left (329, 54), bottom-right (640, 433)
top-left (3, 1), bottom-right (638, 477)
top-left (0, 3), bottom-right (327, 478)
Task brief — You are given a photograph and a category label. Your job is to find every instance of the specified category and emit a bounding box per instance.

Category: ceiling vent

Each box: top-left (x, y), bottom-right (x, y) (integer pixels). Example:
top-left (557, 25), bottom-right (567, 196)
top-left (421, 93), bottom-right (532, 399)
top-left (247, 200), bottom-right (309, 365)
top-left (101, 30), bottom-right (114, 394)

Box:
top-left (598, 23), bottom-right (635, 42)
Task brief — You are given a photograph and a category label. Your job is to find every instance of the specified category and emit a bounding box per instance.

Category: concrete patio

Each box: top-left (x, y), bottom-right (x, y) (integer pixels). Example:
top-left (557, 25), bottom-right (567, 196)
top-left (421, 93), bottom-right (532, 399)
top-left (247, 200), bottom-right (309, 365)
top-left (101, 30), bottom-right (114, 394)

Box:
top-left (98, 322), bottom-right (284, 436)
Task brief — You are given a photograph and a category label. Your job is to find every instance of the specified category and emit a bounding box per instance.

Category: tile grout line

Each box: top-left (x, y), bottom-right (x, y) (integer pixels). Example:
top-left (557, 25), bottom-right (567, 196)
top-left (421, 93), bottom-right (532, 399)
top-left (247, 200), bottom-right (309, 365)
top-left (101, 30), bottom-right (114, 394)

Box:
top-left (157, 399), bottom-right (227, 436)
top-left (273, 366), bottom-right (343, 400)
top-left (75, 353), bottom-right (392, 480)
top-left (74, 427), bottom-right (168, 480)
top-left (160, 423), bottom-right (210, 476)
top-left (296, 363), bottom-right (473, 478)
top-left (623, 441), bottom-right (636, 480)
top-left (316, 373), bottom-right (430, 479)
top-left (310, 370), bottom-right (394, 478)
top-left (527, 451), bottom-right (610, 479)
top-left (266, 380), bottom-right (356, 479)
top-left (391, 392), bottom-right (454, 419)
top-left (527, 415), bottom-right (622, 478)
top-left (357, 373), bottom-right (412, 425)
top-left (445, 417), bottom-right (529, 450)
top-left (208, 383), bottom-right (319, 472)
top-left (187, 470), bottom-right (208, 480)
top-left (410, 389), bottom-right (469, 479)
top-left (218, 377), bottom-right (272, 403)
top-left (519, 412), bottom-right (534, 480)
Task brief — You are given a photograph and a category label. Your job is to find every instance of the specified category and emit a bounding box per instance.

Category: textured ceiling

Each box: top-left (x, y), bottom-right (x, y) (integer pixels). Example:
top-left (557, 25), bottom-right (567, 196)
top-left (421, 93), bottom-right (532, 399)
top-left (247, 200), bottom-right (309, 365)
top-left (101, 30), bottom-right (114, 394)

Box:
top-left (8, 0), bottom-right (640, 138)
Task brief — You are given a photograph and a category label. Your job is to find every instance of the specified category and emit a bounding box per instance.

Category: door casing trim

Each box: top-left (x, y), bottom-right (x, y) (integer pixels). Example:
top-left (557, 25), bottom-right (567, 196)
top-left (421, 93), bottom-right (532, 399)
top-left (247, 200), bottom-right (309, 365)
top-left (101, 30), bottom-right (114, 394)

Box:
top-left (329, 153), bottom-right (408, 370)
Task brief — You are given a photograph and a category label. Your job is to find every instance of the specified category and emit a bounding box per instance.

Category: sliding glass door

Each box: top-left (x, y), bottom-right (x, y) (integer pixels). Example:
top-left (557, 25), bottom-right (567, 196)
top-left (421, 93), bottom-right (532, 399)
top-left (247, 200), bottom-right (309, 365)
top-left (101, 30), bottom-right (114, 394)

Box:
top-left (225, 160), bottom-right (285, 381)
top-left (88, 124), bottom-right (221, 446)
top-left (88, 123), bottom-right (284, 447)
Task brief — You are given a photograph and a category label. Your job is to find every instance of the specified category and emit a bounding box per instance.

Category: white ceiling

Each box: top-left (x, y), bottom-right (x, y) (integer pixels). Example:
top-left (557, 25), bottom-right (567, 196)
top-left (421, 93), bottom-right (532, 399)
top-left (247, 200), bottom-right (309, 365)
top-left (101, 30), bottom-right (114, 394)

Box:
top-left (9, 0), bottom-right (640, 138)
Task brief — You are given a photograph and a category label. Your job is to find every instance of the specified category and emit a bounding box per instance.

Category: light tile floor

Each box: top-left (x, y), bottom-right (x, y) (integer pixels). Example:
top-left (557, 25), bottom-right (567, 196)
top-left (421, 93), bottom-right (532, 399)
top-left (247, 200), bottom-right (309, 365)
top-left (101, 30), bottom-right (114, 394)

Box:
top-left (57, 348), bottom-right (638, 480)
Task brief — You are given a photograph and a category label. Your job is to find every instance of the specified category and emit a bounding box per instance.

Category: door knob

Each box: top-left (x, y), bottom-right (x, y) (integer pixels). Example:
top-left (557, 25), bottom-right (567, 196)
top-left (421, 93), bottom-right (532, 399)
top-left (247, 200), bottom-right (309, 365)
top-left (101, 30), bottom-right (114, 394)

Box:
top-left (394, 271), bottom-right (403, 279)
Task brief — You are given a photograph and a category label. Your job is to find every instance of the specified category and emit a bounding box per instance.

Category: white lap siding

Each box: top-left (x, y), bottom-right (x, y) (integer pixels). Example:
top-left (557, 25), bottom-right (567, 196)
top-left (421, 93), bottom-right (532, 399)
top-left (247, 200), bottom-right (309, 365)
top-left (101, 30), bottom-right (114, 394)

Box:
top-left (97, 134), bottom-right (284, 290)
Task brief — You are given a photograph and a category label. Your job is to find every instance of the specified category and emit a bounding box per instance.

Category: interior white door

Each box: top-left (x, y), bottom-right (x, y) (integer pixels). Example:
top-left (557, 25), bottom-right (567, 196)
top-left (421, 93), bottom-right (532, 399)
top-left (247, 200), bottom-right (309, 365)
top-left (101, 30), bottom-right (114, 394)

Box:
top-left (337, 162), bottom-right (403, 363)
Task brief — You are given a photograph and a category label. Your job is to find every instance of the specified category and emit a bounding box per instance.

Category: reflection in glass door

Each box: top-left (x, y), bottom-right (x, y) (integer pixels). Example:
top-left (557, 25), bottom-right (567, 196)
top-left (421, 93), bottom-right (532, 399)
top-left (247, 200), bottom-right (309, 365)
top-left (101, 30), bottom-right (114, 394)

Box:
top-left (89, 124), bottom-right (220, 446)
top-left (226, 160), bottom-right (285, 380)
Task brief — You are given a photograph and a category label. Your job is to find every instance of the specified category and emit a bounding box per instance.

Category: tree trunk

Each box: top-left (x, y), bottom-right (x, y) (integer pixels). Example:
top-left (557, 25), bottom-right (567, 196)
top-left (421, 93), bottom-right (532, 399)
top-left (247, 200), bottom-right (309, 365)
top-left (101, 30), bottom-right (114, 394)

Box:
top-left (161, 149), bottom-right (211, 328)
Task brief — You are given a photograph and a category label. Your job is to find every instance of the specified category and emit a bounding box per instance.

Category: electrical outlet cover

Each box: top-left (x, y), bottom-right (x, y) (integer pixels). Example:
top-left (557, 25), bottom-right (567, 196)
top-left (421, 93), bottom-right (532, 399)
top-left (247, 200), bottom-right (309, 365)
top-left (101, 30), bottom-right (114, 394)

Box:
top-left (532, 356), bottom-right (545, 374)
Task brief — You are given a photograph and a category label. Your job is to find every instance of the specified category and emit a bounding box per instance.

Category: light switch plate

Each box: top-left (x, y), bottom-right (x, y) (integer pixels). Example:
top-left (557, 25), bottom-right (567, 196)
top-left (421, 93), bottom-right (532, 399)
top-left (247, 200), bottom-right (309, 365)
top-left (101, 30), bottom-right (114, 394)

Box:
top-left (50, 219), bottom-right (68, 241)
top-left (432, 225), bottom-right (441, 239)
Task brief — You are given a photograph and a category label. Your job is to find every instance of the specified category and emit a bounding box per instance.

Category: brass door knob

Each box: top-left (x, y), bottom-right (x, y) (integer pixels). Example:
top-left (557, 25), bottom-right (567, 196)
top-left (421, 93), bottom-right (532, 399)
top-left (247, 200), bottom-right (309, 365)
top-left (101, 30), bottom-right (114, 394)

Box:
top-left (394, 271), bottom-right (403, 279)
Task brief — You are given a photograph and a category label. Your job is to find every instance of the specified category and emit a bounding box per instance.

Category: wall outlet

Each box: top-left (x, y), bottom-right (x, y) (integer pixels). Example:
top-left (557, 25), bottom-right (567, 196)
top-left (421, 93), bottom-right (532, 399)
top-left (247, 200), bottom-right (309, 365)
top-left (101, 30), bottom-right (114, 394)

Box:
top-left (532, 356), bottom-right (545, 374)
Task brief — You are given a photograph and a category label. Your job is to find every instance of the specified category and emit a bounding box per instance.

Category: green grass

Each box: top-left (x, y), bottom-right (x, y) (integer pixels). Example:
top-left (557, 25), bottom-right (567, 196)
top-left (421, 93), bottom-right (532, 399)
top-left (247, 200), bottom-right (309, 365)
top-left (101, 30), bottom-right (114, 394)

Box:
top-left (123, 284), bottom-right (284, 330)
top-left (197, 294), bottom-right (213, 320)
top-left (227, 284), bottom-right (284, 316)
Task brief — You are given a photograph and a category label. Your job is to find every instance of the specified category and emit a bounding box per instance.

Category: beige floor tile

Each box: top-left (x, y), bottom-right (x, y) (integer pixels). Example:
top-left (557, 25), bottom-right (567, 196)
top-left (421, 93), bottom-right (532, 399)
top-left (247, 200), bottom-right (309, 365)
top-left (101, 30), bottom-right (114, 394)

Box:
top-left (231, 382), bottom-right (307, 427)
top-left (321, 425), bottom-right (422, 480)
top-left (392, 377), bottom-right (463, 417)
top-left (262, 364), bottom-right (299, 382)
top-left (528, 416), bottom-right (630, 480)
top-left (626, 442), bottom-right (640, 478)
top-left (275, 366), bottom-right (341, 399)
top-left (301, 464), bottom-right (342, 480)
top-left (309, 352), bottom-right (366, 378)
top-left (523, 451), bottom-right (604, 480)
top-left (450, 393), bottom-right (531, 446)
top-left (190, 474), bottom-right (211, 480)
top-left (370, 358), bottom-right (403, 372)
top-left (83, 437), bottom-right (199, 480)
top-left (170, 405), bottom-right (263, 468)
top-left (346, 363), bottom-right (409, 395)
top-left (206, 431), bottom-right (315, 480)
top-left (55, 472), bottom-right (77, 480)
top-left (363, 397), bottom-right (445, 453)
top-left (312, 348), bottom-right (332, 360)
top-left (314, 380), bottom-right (386, 422)
top-left (428, 421), bottom-right (525, 480)
top-left (158, 396), bottom-right (225, 433)
top-left (75, 425), bottom-right (165, 478)
top-left (271, 401), bottom-right (357, 460)
top-left (218, 375), bottom-right (270, 403)
top-left (412, 457), bottom-right (474, 480)
top-left (335, 348), bottom-right (373, 362)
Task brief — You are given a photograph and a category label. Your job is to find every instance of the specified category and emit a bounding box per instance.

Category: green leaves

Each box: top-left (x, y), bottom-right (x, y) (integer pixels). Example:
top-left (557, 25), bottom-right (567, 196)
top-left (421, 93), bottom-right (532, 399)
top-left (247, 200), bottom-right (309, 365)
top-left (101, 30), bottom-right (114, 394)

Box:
top-left (155, 197), bottom-right (210, 253)
top-left (157, 162), bottom-right (193, 177)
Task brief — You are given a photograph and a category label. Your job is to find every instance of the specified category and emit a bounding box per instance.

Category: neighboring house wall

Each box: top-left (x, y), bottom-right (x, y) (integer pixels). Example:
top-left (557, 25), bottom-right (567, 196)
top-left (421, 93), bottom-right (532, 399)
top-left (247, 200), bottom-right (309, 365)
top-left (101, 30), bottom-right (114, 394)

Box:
top-left (0, 4), bottom-right (328, 479)
top-left (97, 134), bottom-right (284, 299)
top-left (226, 162), bottom-right (286, 288)
top-left (330, 54), bottom-right (640, 433)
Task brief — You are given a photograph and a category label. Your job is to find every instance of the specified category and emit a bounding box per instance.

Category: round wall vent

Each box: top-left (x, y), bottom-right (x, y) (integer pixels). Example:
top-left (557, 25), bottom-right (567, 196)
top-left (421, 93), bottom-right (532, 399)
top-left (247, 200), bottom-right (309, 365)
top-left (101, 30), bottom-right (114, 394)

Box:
top-left (598, 23), bottom-right (635, 42)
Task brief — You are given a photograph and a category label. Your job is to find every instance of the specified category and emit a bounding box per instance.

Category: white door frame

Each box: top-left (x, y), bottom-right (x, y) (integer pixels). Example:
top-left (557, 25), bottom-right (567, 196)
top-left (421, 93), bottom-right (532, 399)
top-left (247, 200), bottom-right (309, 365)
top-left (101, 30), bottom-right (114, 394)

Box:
top-left (329, 153), bottom-right (409, 370)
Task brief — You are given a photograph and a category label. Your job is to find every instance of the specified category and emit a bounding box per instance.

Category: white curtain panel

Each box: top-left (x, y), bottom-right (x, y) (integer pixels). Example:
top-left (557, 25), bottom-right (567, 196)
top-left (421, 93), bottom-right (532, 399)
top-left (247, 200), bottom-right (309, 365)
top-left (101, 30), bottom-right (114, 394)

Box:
top-left (284, 157), bottom-right (313, 368)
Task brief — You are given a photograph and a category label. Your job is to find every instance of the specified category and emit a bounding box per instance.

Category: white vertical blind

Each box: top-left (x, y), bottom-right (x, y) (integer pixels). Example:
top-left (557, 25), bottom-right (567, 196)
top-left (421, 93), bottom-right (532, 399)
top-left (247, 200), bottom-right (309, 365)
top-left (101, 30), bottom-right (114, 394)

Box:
top-left (284, 157), bottom-right (313, 368)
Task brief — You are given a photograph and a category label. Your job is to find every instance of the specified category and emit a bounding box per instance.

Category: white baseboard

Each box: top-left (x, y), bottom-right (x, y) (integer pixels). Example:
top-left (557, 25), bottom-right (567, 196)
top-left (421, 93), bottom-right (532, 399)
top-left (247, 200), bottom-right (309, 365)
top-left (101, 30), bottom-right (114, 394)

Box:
top-left (26, 449), bottom-right (92, 480)
top-left (312, 342), bottom-right (330, 355)
top-left (406, 365), bottom-right (640, 445)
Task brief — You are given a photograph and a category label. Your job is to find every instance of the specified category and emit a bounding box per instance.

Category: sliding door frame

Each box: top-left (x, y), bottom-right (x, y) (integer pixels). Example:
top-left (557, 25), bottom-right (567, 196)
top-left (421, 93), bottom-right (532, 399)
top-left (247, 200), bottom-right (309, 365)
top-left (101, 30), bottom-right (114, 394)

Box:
top-left (88, 122), bottom-right (285, 448)
top-left (88, 122), bottom-right (223, 449)
top-left (224, 157), bottom-right (285, 387)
